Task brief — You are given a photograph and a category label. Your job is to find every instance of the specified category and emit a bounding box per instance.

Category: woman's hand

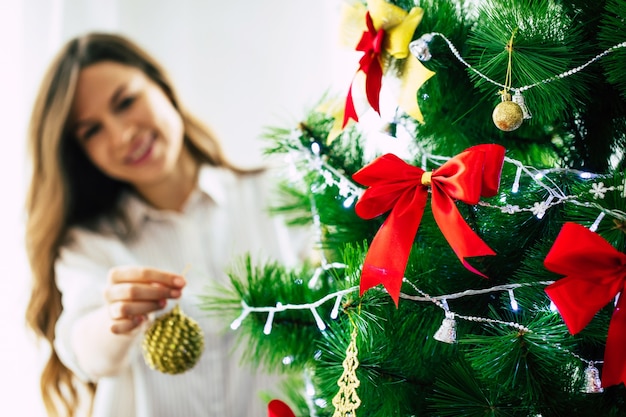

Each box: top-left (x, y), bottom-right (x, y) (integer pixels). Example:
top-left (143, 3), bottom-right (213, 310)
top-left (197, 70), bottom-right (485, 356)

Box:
top-left (104, 266), bottom-right (186, 334)
top-left (70, 266), bottom-right (186, 378)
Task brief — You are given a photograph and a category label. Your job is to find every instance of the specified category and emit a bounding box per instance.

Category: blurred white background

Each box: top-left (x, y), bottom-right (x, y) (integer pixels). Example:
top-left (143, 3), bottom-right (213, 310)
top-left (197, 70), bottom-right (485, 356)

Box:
top-left (0, 0), bottom-right (356, 414)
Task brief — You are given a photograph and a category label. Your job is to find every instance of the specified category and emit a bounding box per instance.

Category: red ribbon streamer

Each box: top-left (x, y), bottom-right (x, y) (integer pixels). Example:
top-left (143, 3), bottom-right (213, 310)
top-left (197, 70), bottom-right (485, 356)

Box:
top-left (353, 144), bottom-right (505, 305)
top-left (267, 399), bottom-right (296, 417)
top-left (343, 12), bottom-right (385, 127)
top-left (544, 222), bottom-right (626, 387)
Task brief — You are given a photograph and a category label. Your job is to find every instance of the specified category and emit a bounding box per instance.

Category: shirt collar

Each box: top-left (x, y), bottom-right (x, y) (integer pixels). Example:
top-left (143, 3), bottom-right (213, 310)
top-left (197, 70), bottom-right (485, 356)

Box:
top-left (121, 165), bottom-right (230, 228)
top-left (197, 165), bottom-right (228, 206)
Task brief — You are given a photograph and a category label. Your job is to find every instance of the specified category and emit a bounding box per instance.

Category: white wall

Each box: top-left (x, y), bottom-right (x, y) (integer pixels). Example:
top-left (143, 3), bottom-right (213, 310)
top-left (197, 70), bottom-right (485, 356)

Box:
top-left (0, 0), bottom-right (355, 414)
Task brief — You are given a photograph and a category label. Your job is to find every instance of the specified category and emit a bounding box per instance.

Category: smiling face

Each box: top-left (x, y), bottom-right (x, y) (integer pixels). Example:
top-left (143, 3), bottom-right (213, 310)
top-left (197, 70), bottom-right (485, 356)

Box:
top-left (71, 61), bottom-right (186, 189)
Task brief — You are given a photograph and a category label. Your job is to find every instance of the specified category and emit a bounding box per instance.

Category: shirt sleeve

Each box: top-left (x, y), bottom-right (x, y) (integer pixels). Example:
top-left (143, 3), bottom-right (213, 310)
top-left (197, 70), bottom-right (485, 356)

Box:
top-left (53, 228), bottom-right (125, 382)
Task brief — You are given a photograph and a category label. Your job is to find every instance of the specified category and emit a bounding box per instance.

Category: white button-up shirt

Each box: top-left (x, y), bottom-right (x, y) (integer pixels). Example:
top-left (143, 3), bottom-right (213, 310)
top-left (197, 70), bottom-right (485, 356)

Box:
top-left (54, 165), bottom-right (307, 417)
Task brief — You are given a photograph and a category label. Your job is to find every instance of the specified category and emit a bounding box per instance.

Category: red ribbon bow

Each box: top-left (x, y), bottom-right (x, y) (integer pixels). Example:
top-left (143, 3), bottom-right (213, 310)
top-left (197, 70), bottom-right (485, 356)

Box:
top-left (544, 222), bottom-right (626, 387)
top-left (353, 144), bottom-right (505, 305)
top-left (343, 12), bottom-right (385, 127)
top-left (268, 399), bottom-right (296, 417)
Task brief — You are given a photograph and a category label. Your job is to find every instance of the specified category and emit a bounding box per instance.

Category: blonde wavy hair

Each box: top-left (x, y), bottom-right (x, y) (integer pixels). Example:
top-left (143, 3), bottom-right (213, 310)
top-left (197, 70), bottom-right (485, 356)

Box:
top-left (25, 32), bottom-right (241, 417)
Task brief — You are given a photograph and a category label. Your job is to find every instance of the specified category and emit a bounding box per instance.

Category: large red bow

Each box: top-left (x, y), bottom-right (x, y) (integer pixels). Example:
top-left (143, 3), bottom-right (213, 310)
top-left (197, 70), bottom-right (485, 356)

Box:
top-left (544, 222), bottom-right (626, 387)
top-left (268, 399), bottom-right (296, 417)
top-left (353, 144), bottom-right (505, 305)
top-left (343, 12), bottom-right (385, 127)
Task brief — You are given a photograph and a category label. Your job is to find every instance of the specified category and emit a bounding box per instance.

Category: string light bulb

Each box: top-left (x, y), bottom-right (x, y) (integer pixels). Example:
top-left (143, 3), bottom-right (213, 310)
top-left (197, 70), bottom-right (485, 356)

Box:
top-left (508, 289), bottom-right (519, 311)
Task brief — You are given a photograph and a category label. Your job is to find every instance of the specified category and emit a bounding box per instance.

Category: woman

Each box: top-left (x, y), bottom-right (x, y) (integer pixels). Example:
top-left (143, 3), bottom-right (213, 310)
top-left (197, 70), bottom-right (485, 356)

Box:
top-left (25, 32), bottom-right (303, 417)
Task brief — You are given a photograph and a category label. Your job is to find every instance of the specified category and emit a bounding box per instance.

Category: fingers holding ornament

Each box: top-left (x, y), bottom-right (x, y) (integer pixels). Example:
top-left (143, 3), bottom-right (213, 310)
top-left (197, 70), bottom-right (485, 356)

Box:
top-left (104, 266), bottom-right (186, 335)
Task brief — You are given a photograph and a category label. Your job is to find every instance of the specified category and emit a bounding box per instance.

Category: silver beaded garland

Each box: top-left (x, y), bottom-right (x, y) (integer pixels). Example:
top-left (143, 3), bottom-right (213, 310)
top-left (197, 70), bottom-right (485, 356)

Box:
top-left (409, 32), bottom-right (626, 131)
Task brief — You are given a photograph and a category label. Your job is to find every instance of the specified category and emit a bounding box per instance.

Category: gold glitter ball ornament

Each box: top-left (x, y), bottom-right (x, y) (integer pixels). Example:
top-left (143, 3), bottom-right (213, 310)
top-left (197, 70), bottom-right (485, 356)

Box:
top-left (492, 97), bottom-right (524, 131)
top-left (142, 305), bottom-right (204, 374)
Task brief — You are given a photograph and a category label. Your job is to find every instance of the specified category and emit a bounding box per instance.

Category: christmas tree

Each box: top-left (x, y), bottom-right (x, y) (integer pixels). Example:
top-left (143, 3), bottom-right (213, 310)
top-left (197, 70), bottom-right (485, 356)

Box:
top-left (200, 0), bottom-right (626, 415)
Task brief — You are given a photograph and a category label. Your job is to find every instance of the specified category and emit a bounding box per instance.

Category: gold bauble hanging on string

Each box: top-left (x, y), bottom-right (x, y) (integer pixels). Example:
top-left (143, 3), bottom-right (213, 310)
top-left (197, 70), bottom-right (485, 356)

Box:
top-left (142, 304), bottom-right (204, 374)
top-left (492, 93), bottom-right (524, 131)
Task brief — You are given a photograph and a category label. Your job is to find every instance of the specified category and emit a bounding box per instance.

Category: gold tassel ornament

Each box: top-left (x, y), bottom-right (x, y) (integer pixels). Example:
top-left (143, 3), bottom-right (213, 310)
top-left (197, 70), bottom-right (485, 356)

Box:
top-left (332, 326), bottom-right (362, 417)
top-left (142, 304), bottom-right (205, 374)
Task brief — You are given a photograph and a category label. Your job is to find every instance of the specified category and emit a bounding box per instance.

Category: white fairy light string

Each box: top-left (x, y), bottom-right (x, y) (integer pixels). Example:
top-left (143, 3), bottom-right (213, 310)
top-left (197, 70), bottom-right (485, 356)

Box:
top-left (286, 132), bottom-right (362, 205)
top-left (228, 271), bottom-right (603, 377)
top-left (228, 258), bottom-right (352, 333)
top-left (229, 285), bottom-right (356, 334)
top-left (398, 280), bottom-right (555, 303)
top-left (230, 270), bottom-right (551, 337)
top-left (229, 279), bottom-right (540, 335)
top-left (400, 278), bottom-right (532, 334)
top-left (228, 247), bottom-right (606, 387)
top-left (284, 129), bottom-right (625, 227)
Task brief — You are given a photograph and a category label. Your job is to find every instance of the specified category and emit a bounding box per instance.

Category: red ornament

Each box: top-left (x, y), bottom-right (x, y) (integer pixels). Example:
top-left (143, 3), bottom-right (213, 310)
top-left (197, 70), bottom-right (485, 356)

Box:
top-left (353, 144), bottom-right (505, 305)
top-left (343, 12), bottom-right (385, 127)
top-left (268, 399), bottom-right (296, 417)
top-left (544, 222), bottom-right (626, 388)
